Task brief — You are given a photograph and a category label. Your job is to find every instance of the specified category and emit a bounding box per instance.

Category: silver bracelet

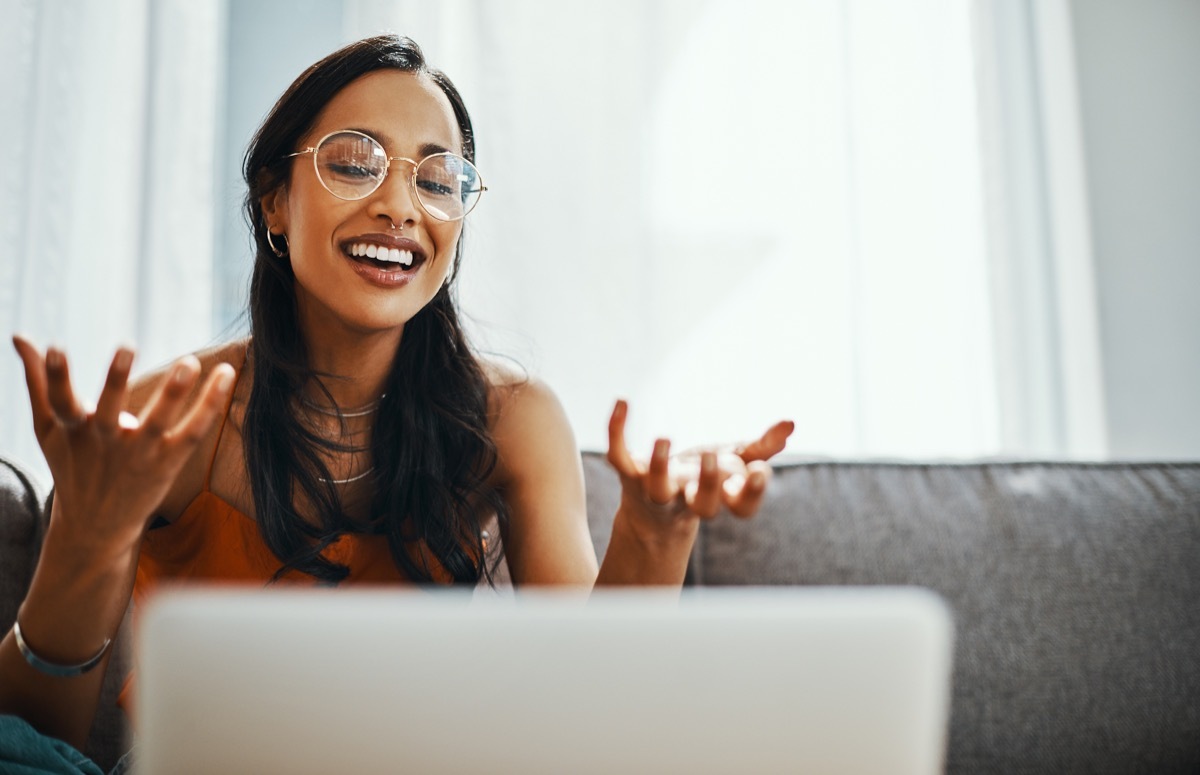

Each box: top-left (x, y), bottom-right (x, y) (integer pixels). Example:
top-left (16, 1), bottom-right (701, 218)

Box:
top-left (12, 619), bottom-right (112, 678)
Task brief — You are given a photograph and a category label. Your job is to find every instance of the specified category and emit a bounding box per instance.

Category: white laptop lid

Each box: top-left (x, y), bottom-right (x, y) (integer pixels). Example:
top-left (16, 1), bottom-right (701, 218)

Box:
top-left (135, 586), bottom-right (953, 775)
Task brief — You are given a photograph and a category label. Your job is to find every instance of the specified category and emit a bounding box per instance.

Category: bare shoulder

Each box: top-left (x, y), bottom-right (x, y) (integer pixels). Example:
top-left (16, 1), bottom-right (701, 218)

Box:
top-left (127, 339), bottom-right (249, 414)
top-left (479, 356), bottom-right (577, 483)
top-left (481, 356), bottom-right (567, 437)
top-left (477, 358), bottom-right (595, 584)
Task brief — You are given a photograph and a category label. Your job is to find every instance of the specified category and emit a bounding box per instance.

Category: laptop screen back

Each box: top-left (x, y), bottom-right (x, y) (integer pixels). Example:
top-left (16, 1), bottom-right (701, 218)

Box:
top-left (135, 586), bottom-right (952, 774)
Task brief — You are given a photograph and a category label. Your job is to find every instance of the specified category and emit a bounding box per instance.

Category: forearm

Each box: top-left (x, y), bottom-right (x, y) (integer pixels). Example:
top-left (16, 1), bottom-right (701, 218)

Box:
top-left (594, 506), bottom-right (698, 587)
top-left (0, 519), bottom-right (141, 750)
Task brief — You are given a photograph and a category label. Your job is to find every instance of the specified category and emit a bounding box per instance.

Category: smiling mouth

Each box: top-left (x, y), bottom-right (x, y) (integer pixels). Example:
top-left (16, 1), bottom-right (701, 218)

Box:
top-left (344, 242), bottom-right (427, 272)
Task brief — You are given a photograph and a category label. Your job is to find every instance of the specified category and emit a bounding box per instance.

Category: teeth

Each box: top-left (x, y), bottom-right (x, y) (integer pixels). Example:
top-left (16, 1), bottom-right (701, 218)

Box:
top-left (349, 243), bottom-right (416, 267)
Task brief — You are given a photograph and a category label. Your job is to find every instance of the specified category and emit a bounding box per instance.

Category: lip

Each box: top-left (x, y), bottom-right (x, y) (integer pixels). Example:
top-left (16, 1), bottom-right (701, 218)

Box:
top-left (338, 232), bottom-right (429, 288)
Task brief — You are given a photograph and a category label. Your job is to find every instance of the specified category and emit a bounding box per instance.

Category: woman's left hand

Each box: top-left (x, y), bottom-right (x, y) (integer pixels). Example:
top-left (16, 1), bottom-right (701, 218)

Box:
top-left (605, 399), bottom-right (794, 528)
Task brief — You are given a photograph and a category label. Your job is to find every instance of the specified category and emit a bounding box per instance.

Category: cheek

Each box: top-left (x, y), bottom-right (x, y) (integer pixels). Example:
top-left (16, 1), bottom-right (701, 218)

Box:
top-left (289, 199), bottom-right (349, 259)
top-left (431, 224), bottom-right (463, 274)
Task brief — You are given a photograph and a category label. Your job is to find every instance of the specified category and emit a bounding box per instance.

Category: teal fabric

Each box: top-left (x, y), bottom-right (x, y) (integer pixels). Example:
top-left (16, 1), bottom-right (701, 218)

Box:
top-left (0, 715), bottom-right (104, 775)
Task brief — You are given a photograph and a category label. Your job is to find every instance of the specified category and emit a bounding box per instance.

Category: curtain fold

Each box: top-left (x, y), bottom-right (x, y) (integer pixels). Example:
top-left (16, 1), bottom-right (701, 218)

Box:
top-left (973, 0), bottom-right (1107, 458)
top-left (0, 0), bottom-right (222, 486)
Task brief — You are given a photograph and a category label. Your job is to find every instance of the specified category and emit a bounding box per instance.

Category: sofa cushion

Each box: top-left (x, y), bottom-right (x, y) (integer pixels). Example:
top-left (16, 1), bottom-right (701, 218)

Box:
top-left (695, 460), bottom-right (1200, 773)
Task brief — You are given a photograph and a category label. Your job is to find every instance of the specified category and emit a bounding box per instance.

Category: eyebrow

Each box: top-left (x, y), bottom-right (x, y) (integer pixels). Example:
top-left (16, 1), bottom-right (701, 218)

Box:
top-left (344, 127), bottom-right (453, 158)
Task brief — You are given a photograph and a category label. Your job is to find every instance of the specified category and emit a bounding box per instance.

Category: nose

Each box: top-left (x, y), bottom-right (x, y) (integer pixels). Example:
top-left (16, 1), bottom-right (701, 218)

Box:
top-left (366, 157), bottom-right (422, 227)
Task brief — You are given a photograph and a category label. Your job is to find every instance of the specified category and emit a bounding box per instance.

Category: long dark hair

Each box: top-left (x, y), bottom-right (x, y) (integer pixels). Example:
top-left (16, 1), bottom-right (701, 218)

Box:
top-left (241, 35), bottom-right (504, 585)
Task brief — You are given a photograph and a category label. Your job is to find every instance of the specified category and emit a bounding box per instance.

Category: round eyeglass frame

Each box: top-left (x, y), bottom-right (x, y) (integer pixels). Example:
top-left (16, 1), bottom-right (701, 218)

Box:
top-left (285, 129), bottom-right (487, 221)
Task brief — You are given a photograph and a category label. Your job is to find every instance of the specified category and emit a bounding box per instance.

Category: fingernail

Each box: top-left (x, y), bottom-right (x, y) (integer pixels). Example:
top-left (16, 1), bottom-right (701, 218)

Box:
top-left (701, 451), bottom-right (716, 472)
top-left (172, 363), bottom-right (194, 384)
top-left (653, 439), bottom-right (669, 460)
top-left (114, 350), bottom-right (133, 371)
top-left (46, 349), bottom-right (62, 369)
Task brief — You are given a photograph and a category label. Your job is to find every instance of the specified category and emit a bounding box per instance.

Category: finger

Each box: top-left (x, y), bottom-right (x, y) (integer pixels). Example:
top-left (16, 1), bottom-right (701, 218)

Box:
top-left (724, 461), bottom-right (772, 518)
top-left (605, 399), bottom-right (642, 479)
top-left (12, 335), bottom-right (55, 437)
top-left (44, 346), bottom-right (88, 427)
top-left (94, 347), bottom-right (135, 433)
top-left (139, 356), bottom-right (201, 437)
top-left (686, 451), bottom-right (723, 518)
top-left (646, 438), bottom-right (675, 504)
top-left (738, 420), bottom-right (795, 463)
top-left (164, 363), bottom-right (235, 450)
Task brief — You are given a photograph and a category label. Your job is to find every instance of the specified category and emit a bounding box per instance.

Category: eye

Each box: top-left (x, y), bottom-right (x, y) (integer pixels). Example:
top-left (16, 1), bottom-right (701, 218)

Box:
top-left (416, 177), bottom-right (456, 197)
top-left (315, 131), bottom-right (387, 184)
top-left (327, 162), bottom-right (377, 180)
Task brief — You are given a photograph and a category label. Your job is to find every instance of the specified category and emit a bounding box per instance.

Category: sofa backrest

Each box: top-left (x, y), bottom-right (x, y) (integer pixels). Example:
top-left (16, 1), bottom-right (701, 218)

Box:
top-left (649, 455), bottom-right (1199, 774)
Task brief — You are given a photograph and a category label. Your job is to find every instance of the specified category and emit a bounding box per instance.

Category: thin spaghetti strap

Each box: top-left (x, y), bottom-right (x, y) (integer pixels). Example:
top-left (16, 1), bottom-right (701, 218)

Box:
top-left (202, 345), bottom-right (249, 492)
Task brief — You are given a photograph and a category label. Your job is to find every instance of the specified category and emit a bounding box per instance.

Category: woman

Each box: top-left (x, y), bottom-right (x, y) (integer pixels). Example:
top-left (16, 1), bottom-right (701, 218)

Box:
top-left (1, 34), bottom-right (792, 769)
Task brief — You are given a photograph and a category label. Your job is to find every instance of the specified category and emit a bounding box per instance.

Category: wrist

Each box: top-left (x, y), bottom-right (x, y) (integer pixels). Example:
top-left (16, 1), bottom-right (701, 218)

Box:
top-left (612, 503), bottom-right (699, 550)
top-left (41, 518), bottom-right (143, 585)
top-left (42, 501), bottom-right (146, 567)
top-left (596, 506), bottom-right (698, 587)
top-left (12, 616), bottom-right (112, 677)
top-left (17, 521), bottom-right (141, 670)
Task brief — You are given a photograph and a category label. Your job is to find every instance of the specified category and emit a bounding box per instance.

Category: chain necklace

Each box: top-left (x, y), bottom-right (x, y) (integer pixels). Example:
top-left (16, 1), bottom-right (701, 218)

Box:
top-left (319, 466), bottom-right (375, 485)
top-left (298, 392), bottom-right (387, 419)
top-left (297, 392), bottom-right (384, 485)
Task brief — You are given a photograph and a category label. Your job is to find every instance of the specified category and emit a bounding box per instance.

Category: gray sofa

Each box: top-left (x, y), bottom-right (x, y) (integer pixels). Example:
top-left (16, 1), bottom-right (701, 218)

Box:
top-left (3, 451), bottom-right (1198, 773)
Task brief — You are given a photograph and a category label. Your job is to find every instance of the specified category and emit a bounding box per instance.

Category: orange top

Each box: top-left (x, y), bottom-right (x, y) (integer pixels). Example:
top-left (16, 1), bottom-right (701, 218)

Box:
top-left (119, 362), bottom-right (450, 712)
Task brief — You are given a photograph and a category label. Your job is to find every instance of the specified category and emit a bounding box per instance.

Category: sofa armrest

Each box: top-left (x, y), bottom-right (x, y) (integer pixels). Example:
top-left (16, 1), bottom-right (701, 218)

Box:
top-left (0, 455), bottom-right (47, 635)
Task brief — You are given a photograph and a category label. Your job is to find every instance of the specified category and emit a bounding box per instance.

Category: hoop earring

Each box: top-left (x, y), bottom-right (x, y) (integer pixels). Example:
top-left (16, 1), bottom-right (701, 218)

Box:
top-left (266, 230), bottom-right (289, 257)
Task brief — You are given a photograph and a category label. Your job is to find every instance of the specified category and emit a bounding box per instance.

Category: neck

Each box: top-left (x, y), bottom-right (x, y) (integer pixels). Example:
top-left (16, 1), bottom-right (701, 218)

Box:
top-left (300, 326), bottom-right (402, 410)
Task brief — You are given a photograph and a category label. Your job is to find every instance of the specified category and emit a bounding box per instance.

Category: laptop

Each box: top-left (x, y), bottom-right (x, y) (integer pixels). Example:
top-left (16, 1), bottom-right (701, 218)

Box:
top-left (134, 586), bottom-right (953, 774)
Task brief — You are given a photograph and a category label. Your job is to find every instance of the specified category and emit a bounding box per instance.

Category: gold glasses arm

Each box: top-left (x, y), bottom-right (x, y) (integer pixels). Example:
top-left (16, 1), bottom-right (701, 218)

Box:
top-left (285, 148), bottom-right (317, 158)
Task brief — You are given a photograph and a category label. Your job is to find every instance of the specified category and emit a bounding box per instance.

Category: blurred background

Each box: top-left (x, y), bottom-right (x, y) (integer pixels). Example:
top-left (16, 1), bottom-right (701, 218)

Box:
top-left (2, 0), bottom-right (1198, 488)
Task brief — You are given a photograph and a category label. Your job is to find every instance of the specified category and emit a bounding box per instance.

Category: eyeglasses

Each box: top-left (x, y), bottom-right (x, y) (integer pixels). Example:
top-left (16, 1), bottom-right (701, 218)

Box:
top-left (286, 130), bottom-right (487, 221)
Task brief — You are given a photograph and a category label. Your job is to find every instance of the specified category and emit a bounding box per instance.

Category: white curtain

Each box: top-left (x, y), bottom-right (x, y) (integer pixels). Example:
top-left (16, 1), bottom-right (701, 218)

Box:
top-left (973, 0), bottom-right (1108, 458)
top-left (0, 0), bottom-right (223, 487)
top-left (2, 0), bottom-right (1107, 489)
top-left (344, 0), bottom-right (1104, 458)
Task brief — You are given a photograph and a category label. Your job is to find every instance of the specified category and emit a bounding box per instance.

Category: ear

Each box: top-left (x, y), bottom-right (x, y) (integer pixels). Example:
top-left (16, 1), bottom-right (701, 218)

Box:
top-left (261, 185), bottom-right (290, 235)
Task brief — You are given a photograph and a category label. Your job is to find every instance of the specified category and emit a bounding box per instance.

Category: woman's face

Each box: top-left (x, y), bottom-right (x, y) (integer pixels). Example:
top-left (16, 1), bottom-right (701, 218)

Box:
top-left (263, 70), bottom-right (466, 340)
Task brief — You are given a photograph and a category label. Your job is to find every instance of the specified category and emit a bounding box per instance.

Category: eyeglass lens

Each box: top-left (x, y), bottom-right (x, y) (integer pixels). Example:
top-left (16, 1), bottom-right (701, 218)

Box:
top-left (314, 131), bottom-right (482, 220)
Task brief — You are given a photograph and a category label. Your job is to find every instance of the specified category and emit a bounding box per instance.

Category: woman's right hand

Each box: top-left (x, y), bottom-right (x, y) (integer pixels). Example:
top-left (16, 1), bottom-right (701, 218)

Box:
top-left (12, 335), bottom-right (235, 552)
